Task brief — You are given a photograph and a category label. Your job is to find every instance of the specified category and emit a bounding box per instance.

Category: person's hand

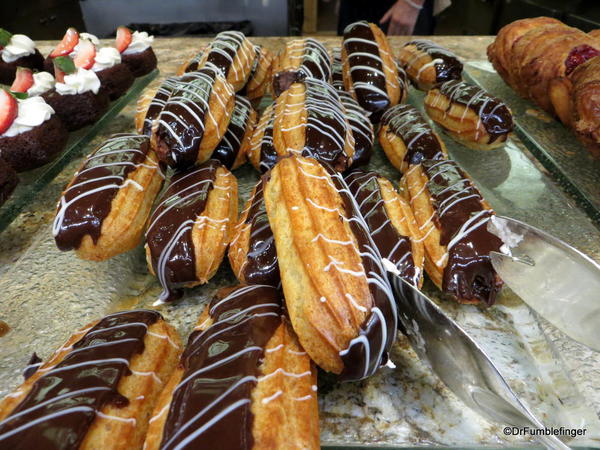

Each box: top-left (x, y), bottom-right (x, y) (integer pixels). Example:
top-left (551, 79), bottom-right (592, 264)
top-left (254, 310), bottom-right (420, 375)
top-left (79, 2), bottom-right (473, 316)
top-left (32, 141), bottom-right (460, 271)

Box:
top-left (380, 0), bottom-right (423, 35)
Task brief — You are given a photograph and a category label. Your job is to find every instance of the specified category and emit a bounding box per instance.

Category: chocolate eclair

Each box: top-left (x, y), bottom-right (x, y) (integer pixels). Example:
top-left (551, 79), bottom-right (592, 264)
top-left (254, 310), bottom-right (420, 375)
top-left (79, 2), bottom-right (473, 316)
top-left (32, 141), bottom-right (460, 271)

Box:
top-left (247, 102), bottom-right (278, 173)
top-left (272, 37), bottom-right (331, 96)
top-left (264, 156), bottom-right (397, 380)
top-left (398, 40), bottom-right (463, 91)
top-left (379, 103), bottom-right (448, 172)
top-left (144, 284), bottom-right (319, 450)
top-left (341, 21), bottom-right (403, 122)
top-left (402, 159), bottom-right (505, 305)
top-left (145, 160), bottom-right (238, 303)
top-left (151, 67), bottom-right (235, 169)
top-left (135, 76), bottom-right (180, 136)
top-left (229, 178), bottom-right (279, 287)
top-left (273, 77), bottom-right (355, 171)
top-left (340, 91), bottom-right (375, 169)
top-left (176, 46), bottom-right (206, 75)
top-left (238, 45), bottom-right (274, 106)
top-left (211, 95), bottom-right (256, 170)
top-left (424, 80), bottom-right (514, 150)
top-left (53, 133), bottom-right (164, 261)
top-left (331, 47), bottom-right (344, 91)
top-left (345, 170), bottom-right (424, 287)
top-left (0, 310), bottom-right (181, 450)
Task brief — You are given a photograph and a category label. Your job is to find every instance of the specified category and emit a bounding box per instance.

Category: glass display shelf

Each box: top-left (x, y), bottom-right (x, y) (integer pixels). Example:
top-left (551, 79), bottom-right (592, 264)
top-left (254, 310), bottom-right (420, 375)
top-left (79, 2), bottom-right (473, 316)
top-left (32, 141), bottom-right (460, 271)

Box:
top-left (0, 68), bottom-right (158, 233)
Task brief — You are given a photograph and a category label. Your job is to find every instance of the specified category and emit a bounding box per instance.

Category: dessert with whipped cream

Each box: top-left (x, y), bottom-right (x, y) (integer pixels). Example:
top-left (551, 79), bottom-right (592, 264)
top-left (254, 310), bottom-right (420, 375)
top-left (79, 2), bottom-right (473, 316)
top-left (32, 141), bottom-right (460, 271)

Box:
top-left (116, 26), bottom-right (157, 77)
top-left (43, 55), bottom-right (109, 131)
top-left (0, 28), bottom-right (44, 84)
top-left (0, 88), bottom-right (68, 172)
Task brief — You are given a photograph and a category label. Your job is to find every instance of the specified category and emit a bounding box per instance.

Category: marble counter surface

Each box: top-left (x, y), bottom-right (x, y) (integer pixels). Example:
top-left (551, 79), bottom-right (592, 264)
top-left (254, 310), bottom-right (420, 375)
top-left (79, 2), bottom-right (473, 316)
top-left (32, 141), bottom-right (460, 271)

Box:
top-left (1, 35), bottom-right (599, 447)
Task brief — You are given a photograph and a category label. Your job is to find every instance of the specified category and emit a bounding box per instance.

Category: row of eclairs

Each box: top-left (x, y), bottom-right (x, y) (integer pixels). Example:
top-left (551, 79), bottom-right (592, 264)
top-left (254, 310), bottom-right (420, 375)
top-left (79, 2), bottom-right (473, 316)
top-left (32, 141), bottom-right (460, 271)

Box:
top-left (0, 23), bottom-right (515, 449)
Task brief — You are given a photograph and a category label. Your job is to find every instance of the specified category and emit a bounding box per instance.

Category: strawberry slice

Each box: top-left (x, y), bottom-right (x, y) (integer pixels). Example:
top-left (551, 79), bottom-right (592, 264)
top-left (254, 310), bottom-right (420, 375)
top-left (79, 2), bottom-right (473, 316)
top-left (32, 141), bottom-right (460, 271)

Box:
top-left (10, 67), bottom-right (34, 93)
top-left (116, 26), bottom-right (132, 53)
top-left (73, 39), bottom-right (96, 69)
top-left (50, 27), bottom-right (79, 58)
top-left (0, 89), bottom-right (18, 135)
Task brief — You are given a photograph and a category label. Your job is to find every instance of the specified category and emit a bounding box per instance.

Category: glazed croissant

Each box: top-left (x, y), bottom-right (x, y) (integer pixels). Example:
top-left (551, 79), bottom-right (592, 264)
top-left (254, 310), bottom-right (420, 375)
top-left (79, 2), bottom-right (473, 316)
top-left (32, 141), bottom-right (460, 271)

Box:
top-left (488, 17), bottom-right (600, 157)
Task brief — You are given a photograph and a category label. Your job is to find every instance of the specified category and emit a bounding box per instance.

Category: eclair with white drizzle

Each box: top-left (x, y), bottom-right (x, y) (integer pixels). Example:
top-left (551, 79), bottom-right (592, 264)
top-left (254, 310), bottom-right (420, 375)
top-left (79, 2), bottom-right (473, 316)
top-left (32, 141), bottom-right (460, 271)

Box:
top-left (272, 37), bottom-right (332, 97)
top-left (0, 310), bottom-right (181, 450)
top-left (144, 285), bottom-right (319, 450)
top-left (264, 156), bottom-right (397, 379)
top-left (151, 67), bottom-right (235, 170)
top-left (229, 178), bottom-right (279, 287)
top-left (238, 45), bottom-right (274, 106)
top-left (53, 133), bottom-right (164, 261)
top-left (273, 77), bottom-right (355, 172)
top-left (135, 76), bottom-right (180, 136)
top-left (397, 40), bottom-right (463, 91)
top-left (379, 103), bottom-right (448, 173)
top-left (145, 160), bottom-right (238, 303)
top-left (341, 21), bottom-right (403, 122)
top-left (345, 170), bottom-right (424, 287)
top-left (247, 102), bottom-right (278, 173)
top-left (424, 80), bottom-right (514, 150)
top-left (401, 159), bottom-right (505, 305)
top-left (180, 31), bottom-right (255, 92)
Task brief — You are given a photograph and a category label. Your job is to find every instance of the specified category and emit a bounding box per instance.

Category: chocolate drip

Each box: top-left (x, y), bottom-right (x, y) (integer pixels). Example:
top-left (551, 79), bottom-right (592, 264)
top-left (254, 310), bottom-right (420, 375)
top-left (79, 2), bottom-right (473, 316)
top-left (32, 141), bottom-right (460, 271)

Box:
top-left (142, 76), bottom-right (179, 136)
top-left (407, 40), bottom-right (463, 85)
top-left (146, 160), bottom-right (220, 302)
top-left (22, 353), bottom-right (42, 380)
top-left (381, 104), bottom-right (445, 165)
top-left (343, 21), bottom-right (390, 118)
top-left (438, 80), bottom-right (513, 143)
top-left (325, 165), bottom-right (397, 381)
top-left (212, 96), bottom-right (253, 169)
top-left (345, 170), bottom-right (419, 285)
top-left (257, 105), bottom-right (278, 173)
top-left (301, 78), bottom-right (352, 171)
top-left (331, 47), bottom-right (345, 91)
top-left (242, 179), bottom-right (279, 286)
top-left (423, 160), bottom-right (503, 305)
top-left (340, 91), bottom-right (374, 169)
top-left (204, 31), bottom-right (246, 78)
top-left (272, 70), bottom-right (306, 97)
top-left (0, 310), bottom-right (160, 449)
top-left (160, 285), bottom-right (282, 450)
top-left (53, 133), bottom-right (153, 251)
top-left (155, 68), bottom-right (219, 169)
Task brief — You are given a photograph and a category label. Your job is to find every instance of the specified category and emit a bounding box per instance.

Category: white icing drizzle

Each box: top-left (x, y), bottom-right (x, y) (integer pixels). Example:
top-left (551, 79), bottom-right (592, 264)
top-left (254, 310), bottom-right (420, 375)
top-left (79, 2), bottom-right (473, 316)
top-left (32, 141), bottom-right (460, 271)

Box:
top-left (280, 38), bottom-right (331, 81)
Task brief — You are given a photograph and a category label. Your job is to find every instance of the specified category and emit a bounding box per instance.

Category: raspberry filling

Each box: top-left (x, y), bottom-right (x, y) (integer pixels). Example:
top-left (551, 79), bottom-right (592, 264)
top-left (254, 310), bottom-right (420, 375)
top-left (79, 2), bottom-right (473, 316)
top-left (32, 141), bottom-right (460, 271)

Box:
top-left (565, 44), bottom-right (600, 75)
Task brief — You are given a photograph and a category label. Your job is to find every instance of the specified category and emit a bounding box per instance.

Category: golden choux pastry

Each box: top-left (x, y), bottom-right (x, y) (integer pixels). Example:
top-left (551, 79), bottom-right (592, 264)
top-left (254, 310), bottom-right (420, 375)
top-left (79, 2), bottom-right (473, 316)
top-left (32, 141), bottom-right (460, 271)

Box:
top-left (247, 102), bottom-right (278, 173)
top-left (53, 133), bottom-right (164, 261)
top-left (240, 45), bottom-right (274, 106)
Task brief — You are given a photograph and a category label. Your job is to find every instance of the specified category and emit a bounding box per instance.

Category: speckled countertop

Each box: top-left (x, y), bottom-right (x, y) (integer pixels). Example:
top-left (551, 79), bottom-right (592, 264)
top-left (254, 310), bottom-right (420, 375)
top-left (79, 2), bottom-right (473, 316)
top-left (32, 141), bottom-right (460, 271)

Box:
top-left (1, 36), bottom-right (599, 447)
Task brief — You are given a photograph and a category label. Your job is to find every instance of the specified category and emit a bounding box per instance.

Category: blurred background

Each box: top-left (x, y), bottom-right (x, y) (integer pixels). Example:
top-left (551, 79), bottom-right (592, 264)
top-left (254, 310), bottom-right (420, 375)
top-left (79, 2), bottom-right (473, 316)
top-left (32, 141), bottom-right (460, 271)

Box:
top-left (1, 0), bottom-right (599, 38)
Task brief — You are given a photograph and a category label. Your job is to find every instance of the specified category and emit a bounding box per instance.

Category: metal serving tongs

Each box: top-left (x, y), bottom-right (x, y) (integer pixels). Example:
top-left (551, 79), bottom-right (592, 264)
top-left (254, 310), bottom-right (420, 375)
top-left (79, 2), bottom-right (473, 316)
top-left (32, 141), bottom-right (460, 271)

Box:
top-left (488, 215), bottom-right (600, 353)
top-left (384, 260), bottom-right (571, 450)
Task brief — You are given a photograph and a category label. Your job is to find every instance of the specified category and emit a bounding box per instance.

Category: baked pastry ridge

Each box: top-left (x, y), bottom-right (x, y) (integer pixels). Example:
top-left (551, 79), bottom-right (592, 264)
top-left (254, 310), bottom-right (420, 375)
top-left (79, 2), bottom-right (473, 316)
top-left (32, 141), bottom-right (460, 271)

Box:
top-left (248, 102), bottom-right (278, 173)
top-left (398, 39), bottom-right (463, 90)
top-left (53, 133), bottom-right (164, 260)
top-left (264, 156), bottom-right (397, 379)
top-left (145, 159), bottom-right (237, 302)
top-left (404, 159), bottom-right (504, 305)
top-left (229, 177), bottom-right (279, 287)
top-left (144, 285), bottom-right (319, 450)
top-left (345, 170), bottom-right (423, 286)
top-left (0, 310), bottom-right (181, 449)
top-left (380, 103), bottom-right (447, 172)
top-left (238, 45), bottom-right (274, 104)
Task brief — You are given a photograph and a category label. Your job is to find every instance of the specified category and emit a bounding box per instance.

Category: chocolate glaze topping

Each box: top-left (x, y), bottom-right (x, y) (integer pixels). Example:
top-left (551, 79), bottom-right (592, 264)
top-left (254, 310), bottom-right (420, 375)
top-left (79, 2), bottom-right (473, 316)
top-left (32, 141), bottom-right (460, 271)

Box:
top-left (422, 159), bottom-right (503, 305)
top-left (406, 39), bottom-right (463, 85)
top-left (146, 160), bottom-right (220, 302)
top-left (184, 48), bottom-right (206, 74)
top-left (381, 104), bottom-right (445, 166)
top-left (0, 310), bottom-right (160, 449)
top-left (212, 95), bottom-right (253, 169)
top-left (204, 31), bottom-right (247, 79)
top-left (160, 285), bottom-right (282, 450)
top-left (299, 77), bottom-right (352, 171)
top-left (242, 178), bottom-right (279, 286)
top-left (23, 353), bottom-right (42, 380)
top-left (155, 68), bottom-right (226, 169)
top-left (53, 133), bottom-right (156, 251)
top-left (345, 170), bottom-right (419, 285)
top-left (325, 165), bottom-right (397, 380)
top-left (256, 104), bottom-right (278, 173)
top-left (437, 80), bottom-right (513, 143)
top-left (342, 21), bottom-right (390, 118)
top-left (141, 76), bottom-right (179, 136)
top-left (331, 47), bottom-right (345, 91)
top-left (340, 91), bottom-right (374, 169)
